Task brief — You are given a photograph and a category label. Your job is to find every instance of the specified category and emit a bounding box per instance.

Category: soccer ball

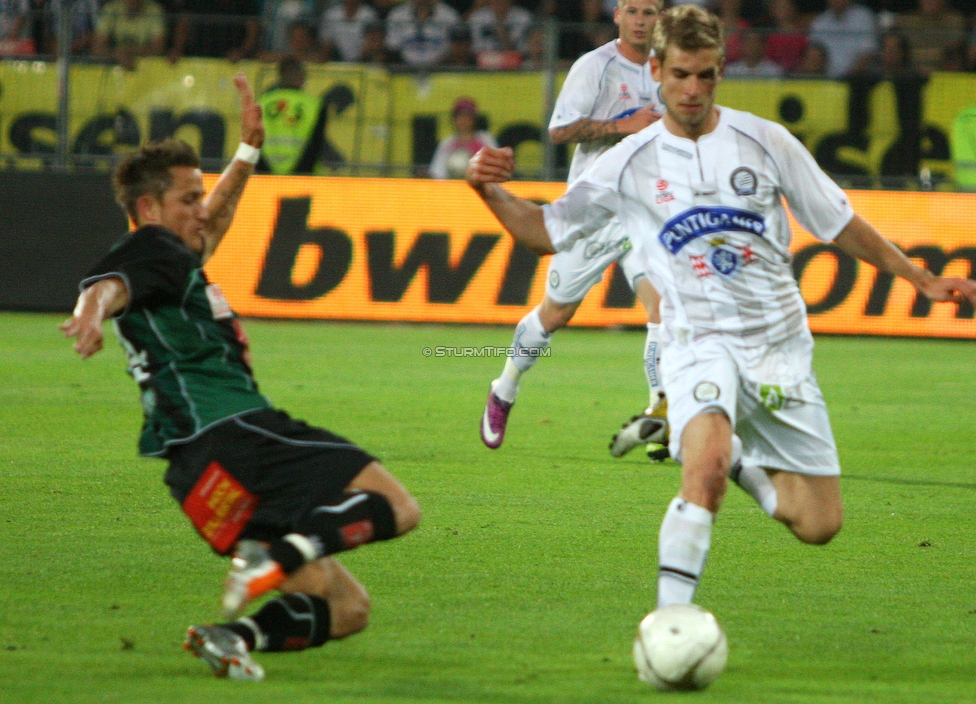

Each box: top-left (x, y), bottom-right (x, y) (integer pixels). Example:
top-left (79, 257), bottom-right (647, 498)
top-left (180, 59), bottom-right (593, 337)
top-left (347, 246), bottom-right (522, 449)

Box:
top-left (632, 604), bottom-right (728, 691)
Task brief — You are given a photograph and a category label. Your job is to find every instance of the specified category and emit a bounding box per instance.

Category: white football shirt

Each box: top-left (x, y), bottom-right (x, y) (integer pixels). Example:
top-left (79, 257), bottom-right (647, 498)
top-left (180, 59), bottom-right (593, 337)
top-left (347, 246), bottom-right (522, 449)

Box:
top-left (549, 40), bottom-right (663, 184)
top-left (542, 107), bottom-right (855, 346)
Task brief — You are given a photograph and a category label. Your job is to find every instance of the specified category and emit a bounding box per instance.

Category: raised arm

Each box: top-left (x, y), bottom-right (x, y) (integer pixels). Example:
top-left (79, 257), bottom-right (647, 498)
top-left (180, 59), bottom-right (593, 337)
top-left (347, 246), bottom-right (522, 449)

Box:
top-left (60, 277), bottom-right (130, 359)
top-left (834, 214), bottom-right (976, 306)
top-left (465, 147), bottom-right (555, 255)
top-left (549, 105), bottom-right (662, 145)
top-left (199, 72), bottom-right (265, 263)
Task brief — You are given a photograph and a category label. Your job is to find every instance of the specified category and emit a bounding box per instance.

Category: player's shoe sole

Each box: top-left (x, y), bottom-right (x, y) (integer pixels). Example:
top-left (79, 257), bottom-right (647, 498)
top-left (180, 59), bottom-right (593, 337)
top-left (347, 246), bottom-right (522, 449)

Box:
top-left (481, 380), bottom-right (514, 449)
top-left (610, 398), bottom-right (669, 459)
top-left (185, 624), bottom-right (265, 681)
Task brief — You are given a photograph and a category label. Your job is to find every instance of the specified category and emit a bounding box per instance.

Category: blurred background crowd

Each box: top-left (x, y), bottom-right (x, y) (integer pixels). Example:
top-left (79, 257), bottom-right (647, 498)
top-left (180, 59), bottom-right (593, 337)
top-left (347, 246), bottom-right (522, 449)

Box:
top-left (1, 0), bottom-right (976, 77)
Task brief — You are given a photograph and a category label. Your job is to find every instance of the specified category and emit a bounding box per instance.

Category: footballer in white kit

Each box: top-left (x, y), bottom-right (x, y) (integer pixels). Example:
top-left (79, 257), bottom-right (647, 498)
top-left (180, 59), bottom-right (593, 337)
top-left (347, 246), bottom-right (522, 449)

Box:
top-left (546, 37), bottom-right (664, 304)
top-left (480, 0), bottom-right (671, 459)
top-left (467, 4), bottom-right (976, 615)
top-left (543, 106), bottom-right (849, 474)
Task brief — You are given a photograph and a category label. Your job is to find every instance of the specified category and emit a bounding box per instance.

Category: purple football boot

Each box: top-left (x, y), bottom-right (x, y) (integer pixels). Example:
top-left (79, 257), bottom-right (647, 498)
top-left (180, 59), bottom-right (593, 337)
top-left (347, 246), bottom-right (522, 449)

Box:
top-left (480, 381), bottom-right (514, 449)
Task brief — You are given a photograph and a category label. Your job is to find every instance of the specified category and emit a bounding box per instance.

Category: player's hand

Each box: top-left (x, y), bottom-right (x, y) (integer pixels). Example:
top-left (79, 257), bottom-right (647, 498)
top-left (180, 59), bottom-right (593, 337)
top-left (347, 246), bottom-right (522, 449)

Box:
top-left (60, 315), bottom-right (104, 360)
top-left (234, 72), bottom-right (264, 149)
top-left (918, 275), bottom-right (976, 307)
top-left (616, 106), bottom-right (663, 136)
top-left (466, 147), bottom-right (515, 190)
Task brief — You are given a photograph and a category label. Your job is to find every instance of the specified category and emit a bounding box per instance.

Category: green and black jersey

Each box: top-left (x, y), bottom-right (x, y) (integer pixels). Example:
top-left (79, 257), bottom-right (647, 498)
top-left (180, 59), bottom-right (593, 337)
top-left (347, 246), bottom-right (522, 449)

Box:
top-left (82, 225), bottom-right (272, 457)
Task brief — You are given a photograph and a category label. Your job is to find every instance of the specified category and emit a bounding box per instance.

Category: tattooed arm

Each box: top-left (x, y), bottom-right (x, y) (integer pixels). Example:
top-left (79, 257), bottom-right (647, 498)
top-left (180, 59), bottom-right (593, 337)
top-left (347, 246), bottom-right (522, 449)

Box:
top-left (549, 105), bottom-right (661, 145)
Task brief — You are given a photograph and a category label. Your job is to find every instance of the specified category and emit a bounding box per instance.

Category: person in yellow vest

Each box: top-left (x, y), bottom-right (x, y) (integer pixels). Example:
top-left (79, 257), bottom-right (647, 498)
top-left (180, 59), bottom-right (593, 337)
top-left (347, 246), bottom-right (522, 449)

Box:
top-left (257, 57), bottom-right (329, 175)
top-left (951, 105), bottom-right (976, 191)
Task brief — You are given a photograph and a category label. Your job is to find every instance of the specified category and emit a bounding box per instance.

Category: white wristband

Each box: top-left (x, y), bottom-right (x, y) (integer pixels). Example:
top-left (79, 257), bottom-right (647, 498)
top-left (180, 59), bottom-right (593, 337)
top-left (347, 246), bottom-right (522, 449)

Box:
top-left (234, 142), bottom-right (260, 165)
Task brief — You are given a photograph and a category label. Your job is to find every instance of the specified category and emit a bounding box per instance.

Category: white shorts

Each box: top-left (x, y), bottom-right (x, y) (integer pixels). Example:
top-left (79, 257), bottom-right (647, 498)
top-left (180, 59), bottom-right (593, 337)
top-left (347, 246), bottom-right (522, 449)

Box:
top-left (545, 218), bottom-right (646, 304)
top-left (661, 331), bottom-right (840, 476)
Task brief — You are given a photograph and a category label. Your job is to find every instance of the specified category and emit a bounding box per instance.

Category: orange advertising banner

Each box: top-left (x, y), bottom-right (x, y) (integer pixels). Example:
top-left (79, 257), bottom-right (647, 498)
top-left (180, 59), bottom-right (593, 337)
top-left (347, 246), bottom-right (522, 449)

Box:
top-left (205, 175), bottom-right (976, 339)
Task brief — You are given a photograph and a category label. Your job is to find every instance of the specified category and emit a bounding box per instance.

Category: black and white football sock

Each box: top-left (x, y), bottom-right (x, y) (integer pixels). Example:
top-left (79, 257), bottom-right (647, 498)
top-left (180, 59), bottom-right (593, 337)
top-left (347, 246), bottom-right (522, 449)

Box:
top-left (226, 593), bottom-right (331, 652)
top-left (494, 307), bottom-right (551, 403)
top-left (657, 497), bottom-right (714, 608)
top-left (263, 491), bottom-right (398, 576)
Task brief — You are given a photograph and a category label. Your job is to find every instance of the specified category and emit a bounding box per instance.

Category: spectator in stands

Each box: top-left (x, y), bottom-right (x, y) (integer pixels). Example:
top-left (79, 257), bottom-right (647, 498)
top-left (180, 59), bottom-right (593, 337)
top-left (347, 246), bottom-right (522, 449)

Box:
top-left (864, 30), bottom-right (916, 79)
top-left (374, 0), bottom-right (411, 19)
top-left (361, 19), bottom-right (395, 63)
top-left (807, 0), bottom-right (877, 78)
top-left (764, 0), bottom-right (807, 73)
top-left (896, 0), bottom-right (966, 76)
top-left (0, 0), bottom-right (30, 53)
top-left (261, 20), bottom-right (326, 63)
top-left (715, 0), bottom-right (750, 64)
top-left (468, 0), bottom-right (534, 67)
top-left (940, 41), bottom-right (968, 72)
top-left (169, 0), bottom-right (260, 62)
top-left (428, 97), bottom-right (497, 179)
top-left (725, 27), bottom-right (785, 77)
top-left (385, 0), bottom-right (461, 67)
top-left (260, 0), bottom-right (316, 60)
top-left (444, 22), bottom-right (477, 66)
top-left (320, 0), bottom-right (381, 62)
top-left (33, 0), bottom-right (101, 56)
top-left (94, 0), bottom-right (166, 71)
top-left (791, 40), bottom-right (829, 77)
top-left (534, 0), bottom-right (596, 60)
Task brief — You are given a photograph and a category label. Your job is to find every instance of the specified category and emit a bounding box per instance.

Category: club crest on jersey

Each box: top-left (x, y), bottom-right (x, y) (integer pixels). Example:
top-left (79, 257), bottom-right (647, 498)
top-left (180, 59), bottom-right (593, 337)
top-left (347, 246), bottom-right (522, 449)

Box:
top-left (730, 167), bottom-right (758, 196)
top-left (689, 240), bottom-right (759, 279)
top-left (659, 207), bottom-right (766, 254)
top-left (619, 83), bottom-right (631, 100)
top-left (711, 246), bottom-right (740, 276)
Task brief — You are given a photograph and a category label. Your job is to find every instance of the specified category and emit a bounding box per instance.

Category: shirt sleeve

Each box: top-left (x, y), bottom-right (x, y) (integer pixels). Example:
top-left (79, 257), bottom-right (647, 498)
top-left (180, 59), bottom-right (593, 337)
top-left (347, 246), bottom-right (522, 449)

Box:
top-left (542, 156), bottom-right (621, 251)
top-left (548, 54), bottom-right (602, 131)
top-left (769, 123), bottom-right (854, 242)
top-left (81, 227), bottom-right (197, 314)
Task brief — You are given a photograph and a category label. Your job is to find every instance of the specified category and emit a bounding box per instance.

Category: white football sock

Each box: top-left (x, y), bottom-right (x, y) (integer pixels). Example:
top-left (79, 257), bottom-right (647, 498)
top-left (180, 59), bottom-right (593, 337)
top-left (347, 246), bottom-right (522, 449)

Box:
top-left (493, 308), bottom-right (550, 403)
top-left (657, 498), bottom-right (714, 608)
top-left (644, 323), bottom-right (663, 406)
top-left (729, 435), bottom-right (777, 516)
top-left (734, 463), bottom-right (778, 517)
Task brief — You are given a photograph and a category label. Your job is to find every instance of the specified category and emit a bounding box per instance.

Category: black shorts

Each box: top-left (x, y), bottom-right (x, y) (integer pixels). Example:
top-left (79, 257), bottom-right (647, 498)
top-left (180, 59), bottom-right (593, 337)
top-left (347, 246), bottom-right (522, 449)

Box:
top-left (164, 409), bottom-right (376, 547)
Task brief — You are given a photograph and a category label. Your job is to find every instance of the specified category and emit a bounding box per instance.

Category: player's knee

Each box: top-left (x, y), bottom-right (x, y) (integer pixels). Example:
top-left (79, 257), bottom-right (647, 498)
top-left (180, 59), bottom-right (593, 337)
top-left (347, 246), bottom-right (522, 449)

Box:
top-left (330, 586), bottom-right (371, 640)
top-left (393, 492), bottom-right (421, 535)
top-left (539, 299), bottom-right (578, 330)
top-left (793, 514), bottom-right (842, 545)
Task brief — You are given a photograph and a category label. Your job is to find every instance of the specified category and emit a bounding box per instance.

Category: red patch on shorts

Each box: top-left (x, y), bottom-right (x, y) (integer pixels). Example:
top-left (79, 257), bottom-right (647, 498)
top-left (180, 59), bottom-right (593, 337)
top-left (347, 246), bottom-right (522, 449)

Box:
top-left (182, 461), bottom-right (258, 554)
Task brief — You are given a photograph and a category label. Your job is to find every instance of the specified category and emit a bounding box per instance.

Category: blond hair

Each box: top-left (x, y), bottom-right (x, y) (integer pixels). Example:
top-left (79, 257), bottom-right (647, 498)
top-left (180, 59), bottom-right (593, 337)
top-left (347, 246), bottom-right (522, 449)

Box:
top-left (651, 4), bottom-right (724, 64)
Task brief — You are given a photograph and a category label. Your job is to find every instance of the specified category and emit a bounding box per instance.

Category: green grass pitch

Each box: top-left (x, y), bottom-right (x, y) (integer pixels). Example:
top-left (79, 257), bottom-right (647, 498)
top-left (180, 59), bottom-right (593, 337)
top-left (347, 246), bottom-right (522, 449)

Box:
top-left (1, 311), bottom-right (974, 703)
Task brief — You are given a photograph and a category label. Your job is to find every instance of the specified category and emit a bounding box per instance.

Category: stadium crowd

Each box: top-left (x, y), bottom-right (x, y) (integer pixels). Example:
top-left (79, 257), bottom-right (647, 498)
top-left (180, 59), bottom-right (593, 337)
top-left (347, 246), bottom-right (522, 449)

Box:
top-left (2, 0), bottom-right (976, 75)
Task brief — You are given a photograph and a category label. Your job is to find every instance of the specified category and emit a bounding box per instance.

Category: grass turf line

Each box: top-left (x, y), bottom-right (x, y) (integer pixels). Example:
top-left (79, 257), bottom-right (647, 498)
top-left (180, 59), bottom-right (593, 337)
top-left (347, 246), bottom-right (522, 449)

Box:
top-left (0, 312), bottom-right (974, 703)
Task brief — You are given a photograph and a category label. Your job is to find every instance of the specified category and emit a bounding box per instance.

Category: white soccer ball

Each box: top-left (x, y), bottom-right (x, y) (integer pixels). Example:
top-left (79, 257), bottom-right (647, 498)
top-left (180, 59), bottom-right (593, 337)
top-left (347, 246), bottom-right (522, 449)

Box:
top-left (632, 604), bottom-right (728, 691)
